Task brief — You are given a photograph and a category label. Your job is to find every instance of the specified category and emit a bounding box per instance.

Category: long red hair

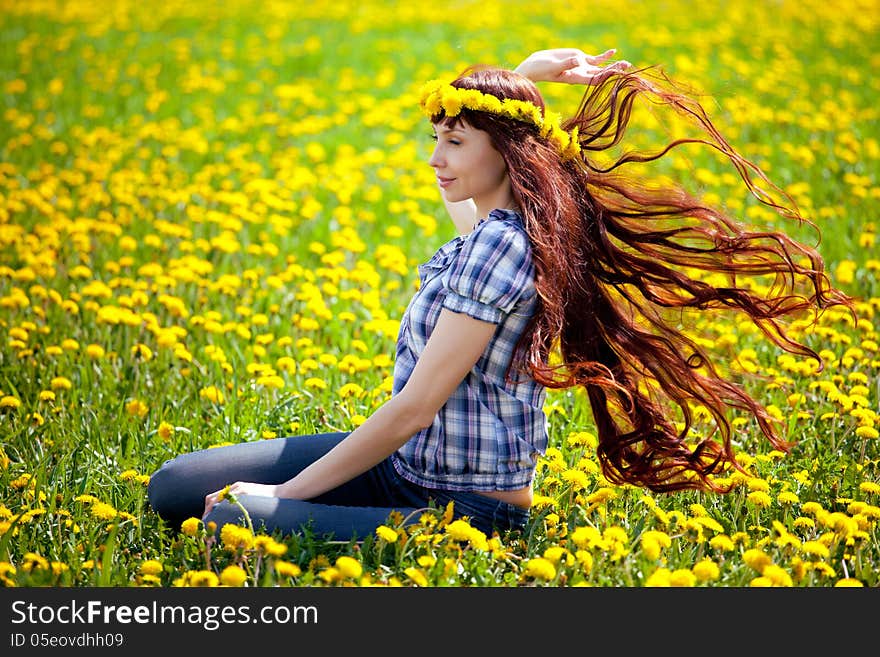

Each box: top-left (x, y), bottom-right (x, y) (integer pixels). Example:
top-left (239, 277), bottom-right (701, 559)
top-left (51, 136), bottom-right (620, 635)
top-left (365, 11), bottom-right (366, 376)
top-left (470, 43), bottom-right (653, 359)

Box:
top-left (432, 65), bottom-right (852, 493)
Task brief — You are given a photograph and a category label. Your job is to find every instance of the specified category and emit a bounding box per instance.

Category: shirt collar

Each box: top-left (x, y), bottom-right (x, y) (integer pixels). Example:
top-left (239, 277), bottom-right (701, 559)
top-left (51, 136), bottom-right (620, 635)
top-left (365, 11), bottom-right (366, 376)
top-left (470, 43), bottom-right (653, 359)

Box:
top-left (474, 207), bottom-right (523, 229)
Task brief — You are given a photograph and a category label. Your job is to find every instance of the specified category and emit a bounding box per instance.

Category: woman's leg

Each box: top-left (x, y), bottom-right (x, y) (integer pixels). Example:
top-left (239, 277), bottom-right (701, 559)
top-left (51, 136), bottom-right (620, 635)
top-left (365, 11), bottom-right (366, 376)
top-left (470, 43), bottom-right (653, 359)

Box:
top-left (202, 457), bottom-right (425, 541)
top-left (147, 432), bottom-right (351, 529)
top-left (204, 491), bottom-right (419, 543)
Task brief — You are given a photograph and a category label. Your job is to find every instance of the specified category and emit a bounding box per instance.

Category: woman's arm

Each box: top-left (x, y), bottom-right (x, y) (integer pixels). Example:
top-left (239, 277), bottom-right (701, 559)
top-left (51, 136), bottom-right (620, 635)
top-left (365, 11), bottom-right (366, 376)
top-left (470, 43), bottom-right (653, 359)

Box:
top-left (514, 47), bottom-right (631, 84)
top-left (202, 309), bottom-right (497, 515)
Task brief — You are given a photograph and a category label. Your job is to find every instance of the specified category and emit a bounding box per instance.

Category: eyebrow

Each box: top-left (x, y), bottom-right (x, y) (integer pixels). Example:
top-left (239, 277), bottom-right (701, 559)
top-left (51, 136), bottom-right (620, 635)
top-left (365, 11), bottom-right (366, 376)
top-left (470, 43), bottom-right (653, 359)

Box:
top-left (433, 124), bottom-right (465, 134)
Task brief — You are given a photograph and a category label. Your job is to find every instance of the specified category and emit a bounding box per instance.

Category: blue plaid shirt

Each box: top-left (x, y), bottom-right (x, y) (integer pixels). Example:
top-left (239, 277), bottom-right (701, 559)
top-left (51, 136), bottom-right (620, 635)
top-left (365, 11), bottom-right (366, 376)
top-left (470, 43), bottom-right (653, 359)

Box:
top-left (390, 208), bottom-right (548, 492)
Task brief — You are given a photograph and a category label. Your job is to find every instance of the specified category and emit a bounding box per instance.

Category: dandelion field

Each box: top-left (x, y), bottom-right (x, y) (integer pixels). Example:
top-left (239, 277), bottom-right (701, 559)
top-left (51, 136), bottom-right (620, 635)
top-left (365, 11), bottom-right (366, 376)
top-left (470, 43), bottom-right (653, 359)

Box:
top-left (0, 0), bottom-right (878, 588)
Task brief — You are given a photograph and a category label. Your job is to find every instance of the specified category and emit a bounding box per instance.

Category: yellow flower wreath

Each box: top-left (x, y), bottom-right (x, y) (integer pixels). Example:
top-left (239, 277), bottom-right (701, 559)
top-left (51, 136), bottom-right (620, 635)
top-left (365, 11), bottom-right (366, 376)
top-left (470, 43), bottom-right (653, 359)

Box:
top-left (418, 79), bottom-right (582, 161)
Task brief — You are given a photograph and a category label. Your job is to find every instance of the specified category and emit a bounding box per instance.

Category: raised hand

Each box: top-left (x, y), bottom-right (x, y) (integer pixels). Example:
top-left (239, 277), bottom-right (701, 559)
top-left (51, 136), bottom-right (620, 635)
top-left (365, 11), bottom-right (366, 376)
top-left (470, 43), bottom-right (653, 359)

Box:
top-left (514, 48), bottom-right (631, 85)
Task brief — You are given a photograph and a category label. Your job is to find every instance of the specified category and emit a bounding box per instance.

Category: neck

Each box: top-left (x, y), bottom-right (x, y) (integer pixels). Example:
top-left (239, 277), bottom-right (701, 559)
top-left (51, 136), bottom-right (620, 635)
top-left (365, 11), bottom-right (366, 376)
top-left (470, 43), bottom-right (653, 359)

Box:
top-left (470, 192), bottom-right (518, 232)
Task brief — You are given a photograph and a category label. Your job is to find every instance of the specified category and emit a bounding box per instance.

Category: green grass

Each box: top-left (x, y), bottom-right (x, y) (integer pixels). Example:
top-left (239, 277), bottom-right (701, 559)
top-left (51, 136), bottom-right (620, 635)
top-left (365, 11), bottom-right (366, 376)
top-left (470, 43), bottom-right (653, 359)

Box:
top-left (0, 0), bottom-right (878, 587)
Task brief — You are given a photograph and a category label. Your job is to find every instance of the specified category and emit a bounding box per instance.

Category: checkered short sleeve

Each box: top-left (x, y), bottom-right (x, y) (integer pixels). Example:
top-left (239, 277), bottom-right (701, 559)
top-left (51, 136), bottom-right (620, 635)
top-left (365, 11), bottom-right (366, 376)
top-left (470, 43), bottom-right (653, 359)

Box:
top-left (442, 217), bottom-right (534, 324)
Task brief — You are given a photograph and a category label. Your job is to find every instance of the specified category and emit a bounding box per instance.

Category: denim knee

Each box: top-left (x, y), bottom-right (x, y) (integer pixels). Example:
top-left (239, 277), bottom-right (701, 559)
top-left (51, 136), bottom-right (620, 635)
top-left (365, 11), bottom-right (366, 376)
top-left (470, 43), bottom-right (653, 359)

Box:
top-left (146, 456), bottom-right (202, 525)
top-left (146, 459), bottom-right (174, 516)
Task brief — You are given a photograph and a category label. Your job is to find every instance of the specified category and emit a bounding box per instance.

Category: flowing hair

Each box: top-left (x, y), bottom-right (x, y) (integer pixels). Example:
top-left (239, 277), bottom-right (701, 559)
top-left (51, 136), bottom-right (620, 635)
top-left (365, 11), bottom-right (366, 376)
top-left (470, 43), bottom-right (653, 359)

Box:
top-left (431, 65), bottom-right (853, 493)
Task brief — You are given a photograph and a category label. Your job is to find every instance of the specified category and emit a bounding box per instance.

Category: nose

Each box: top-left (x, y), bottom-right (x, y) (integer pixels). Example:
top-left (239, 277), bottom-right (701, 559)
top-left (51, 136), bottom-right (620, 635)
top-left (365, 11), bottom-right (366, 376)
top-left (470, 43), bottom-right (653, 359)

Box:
top-left (428, 143), bottom-right (443, 168)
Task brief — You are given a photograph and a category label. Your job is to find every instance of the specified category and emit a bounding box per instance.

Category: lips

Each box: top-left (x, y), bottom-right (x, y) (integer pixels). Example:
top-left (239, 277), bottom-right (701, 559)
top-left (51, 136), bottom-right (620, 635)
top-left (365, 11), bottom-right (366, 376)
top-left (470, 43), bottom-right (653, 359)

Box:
top-left (436, 176), bottom-right (455, 189)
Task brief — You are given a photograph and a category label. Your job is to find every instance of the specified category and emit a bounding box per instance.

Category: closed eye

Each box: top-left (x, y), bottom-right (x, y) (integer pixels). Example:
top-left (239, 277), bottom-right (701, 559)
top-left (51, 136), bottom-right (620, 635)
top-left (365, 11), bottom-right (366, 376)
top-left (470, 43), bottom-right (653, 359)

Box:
top-left (431, 130), bottom-right (462, 145)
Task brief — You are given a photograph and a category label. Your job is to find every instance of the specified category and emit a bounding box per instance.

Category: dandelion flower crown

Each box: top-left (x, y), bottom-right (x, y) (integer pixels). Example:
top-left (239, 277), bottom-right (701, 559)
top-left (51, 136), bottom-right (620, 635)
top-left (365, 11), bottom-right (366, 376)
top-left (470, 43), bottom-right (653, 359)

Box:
top-left (418, 78), bottom-right (582, 161)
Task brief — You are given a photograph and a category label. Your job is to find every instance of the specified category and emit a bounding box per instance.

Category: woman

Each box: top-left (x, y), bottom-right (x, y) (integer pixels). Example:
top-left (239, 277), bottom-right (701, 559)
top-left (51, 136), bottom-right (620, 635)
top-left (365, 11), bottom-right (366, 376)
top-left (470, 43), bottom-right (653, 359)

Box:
top-left (147, 48), bottom-right (850, 541)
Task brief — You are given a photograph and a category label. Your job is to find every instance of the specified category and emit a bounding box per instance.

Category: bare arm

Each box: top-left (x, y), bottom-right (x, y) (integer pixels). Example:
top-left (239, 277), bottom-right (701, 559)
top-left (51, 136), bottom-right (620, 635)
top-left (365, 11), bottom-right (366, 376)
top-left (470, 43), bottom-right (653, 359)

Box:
top-left (514, 48), bottom-right (631, 84)
top-left (203, 309), bottom-right (496, 513)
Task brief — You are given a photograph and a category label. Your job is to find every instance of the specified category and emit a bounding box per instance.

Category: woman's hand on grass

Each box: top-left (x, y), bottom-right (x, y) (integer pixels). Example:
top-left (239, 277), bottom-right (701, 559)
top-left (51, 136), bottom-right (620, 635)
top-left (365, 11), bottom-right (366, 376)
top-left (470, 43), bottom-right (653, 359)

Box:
top-left (203, 481), bottom-right (280, 518)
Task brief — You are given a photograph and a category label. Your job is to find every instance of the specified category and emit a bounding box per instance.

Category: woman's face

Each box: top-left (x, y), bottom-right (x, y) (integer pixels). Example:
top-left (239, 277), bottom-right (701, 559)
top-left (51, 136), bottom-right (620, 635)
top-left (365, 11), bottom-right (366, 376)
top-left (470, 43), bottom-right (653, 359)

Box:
top-left (429, 119), bottom-right (513, 220)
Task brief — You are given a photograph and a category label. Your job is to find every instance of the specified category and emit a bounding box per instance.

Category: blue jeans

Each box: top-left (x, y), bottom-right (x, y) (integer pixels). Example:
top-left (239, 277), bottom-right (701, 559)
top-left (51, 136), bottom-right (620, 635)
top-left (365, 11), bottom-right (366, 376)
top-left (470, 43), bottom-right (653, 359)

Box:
top-left (147, 432), bottom-right (529, 541)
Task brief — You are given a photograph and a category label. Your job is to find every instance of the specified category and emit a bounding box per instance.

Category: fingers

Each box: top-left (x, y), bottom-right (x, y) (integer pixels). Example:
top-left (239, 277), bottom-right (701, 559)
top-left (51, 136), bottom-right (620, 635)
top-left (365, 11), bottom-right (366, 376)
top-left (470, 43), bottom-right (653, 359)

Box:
top-left (203, 484), bottom-right (233, 518)
top-left (586, 48), bottom-right (616, 64)
top-left (203, 491), bottom-right (219, 518)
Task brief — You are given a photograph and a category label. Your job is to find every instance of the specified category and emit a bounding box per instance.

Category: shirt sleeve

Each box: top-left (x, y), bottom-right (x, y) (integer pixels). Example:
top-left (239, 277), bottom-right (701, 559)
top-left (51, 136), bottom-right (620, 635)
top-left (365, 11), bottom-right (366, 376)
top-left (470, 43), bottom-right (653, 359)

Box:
top-left (442, 219), bottom-right (534, 324)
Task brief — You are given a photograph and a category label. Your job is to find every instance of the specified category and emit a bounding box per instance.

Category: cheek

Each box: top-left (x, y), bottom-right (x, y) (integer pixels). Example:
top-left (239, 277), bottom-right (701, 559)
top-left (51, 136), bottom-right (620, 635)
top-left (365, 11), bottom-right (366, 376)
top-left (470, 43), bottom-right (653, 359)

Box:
top-left (483, 152), bottom-right (507, 182)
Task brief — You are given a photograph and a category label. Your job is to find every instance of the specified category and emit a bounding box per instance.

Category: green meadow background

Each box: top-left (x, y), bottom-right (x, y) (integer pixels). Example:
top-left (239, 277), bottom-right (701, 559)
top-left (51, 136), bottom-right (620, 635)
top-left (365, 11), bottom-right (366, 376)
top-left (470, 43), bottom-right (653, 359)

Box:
top-left (1, 0), bottom-right (878, 587)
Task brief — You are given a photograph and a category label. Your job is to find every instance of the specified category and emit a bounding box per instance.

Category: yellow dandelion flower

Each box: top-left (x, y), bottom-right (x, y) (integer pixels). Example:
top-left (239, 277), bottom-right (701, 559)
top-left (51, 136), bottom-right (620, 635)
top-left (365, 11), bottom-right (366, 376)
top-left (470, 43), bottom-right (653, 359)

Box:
top-left (742, 548), bottom-right (772, 572)
top-left (416, 554), bottom-right (437, 568)
top-left (118, 469), bottom-right (140, 482)
top-left (139, 560), bottom-right (163, 576)
top-left (0, 396), bottom-right (22, 409)
top-left (90, 502), bottom-right (118, 521)
top-left (176, 570), bottom-right (219, 587)
top-left (338, 383), bottom-right (365, 398)
top-left (561, 468), bottom-right (589, 490)
top-left (125, 399), bottom-right (148, 418)
top-left (746, 477), bottom-right (770, 492)
top-left (692, 559), bottom-right (720, 582)
top-left (801, 501), bottom-right (825, 516)
top-left (220, 523), bottom-right (254, 550)
top-left (404, 567), bottom-right (428, 587)
top-left (199, 386), bottom-right (225, 404)
top-left (523, 557), bottom-right (556, 581)
top-left (304, 377), bottom-right (327, 390)
top-left (180, 517), bottom-right (202, 537)
top-left (645, 567), bottom-right (671, 587)
top-left (275, 561), bottom-right (302, 578)
top-left (531, 493), bottom-right (557, 509)
top-left (640, 530), bottom-right (672, 560)
top-left (793, 516), bottom-right (815, 531)
top-left (376, 525), bottom-right (398, 543)
top-left (747, 491), bottom-right (772, 508)
top-left (22, 553), bottom-right (49, 571)
top-left (859, 482), bottom-right (880, 495)
top-left (335, 556), bottom-right (363, 580)
top-left (586, 487), bottom-right (617, 505)
top-left (255, 536), bottom-right (288, 557)
top-left (801, 540), bottom-right (830, 558)
top-left (444, 518), bottom-right (488, 549)
top-left (668, 569), bottom-right (697, 587)
top-left (543, 546), bottom-right (573, 566)
top-left (131, 344), bottom-right (153, 362)
top-left (50, 376), bottom-right (73, 390)
top-left (762, 564), bottom-right (793, 587)
top-left (276, 356), bottom-right (296, 372)
top-left (0, 562), bottom-right (17, 585)
top-left (566, 431), bottom-right (597, 448)
top-left (570, 525), bottom-right (603, 550)
top-left (157, 421), bottom-right (174, 440)
top-left (834, 578), bottom-right (865, 587)
top-left (220, 565), bottom-right (248, 587)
